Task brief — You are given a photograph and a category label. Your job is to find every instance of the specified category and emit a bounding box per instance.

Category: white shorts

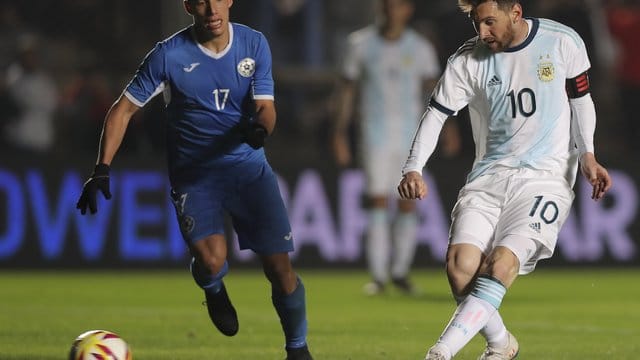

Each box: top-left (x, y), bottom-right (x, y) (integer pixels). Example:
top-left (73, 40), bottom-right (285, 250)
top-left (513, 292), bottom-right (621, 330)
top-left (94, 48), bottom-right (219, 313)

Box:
top-left (361, 146), bottom-right (408, 196)
top-left (449, 167), bottom-right (575, 274)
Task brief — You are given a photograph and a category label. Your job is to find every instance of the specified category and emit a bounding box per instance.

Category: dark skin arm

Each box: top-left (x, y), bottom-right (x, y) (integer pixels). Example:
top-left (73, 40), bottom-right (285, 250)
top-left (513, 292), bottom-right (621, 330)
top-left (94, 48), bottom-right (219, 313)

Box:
top-left (96, 95), bottom-right (140, 166)
top-left (254, 98), bottom-right (276, 135)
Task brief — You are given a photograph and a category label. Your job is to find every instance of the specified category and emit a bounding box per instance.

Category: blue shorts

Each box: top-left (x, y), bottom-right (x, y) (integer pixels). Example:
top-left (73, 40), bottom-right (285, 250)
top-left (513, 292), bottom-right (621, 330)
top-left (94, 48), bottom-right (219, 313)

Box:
top-left (170, 160), bottom-right (294, 255)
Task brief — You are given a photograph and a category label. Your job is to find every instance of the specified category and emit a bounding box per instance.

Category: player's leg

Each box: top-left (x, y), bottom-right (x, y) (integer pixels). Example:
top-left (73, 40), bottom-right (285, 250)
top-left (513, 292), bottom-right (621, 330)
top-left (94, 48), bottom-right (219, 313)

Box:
top-left (446, 242), bottom-right (510, 354)
top-left (390, 198), bottom-right (419, 294)
top-left (362, 147), bottom-right (393, 295)
top-left (170, 183), bottom-right (238, 336)
top-left (426, 175), bottom-right (509, 359)
top-left (227, 161), bottom-right (312, 359)
top-left (261, 253), bottom-right (312, 360)
top-left (426, 242), bottom-right (484, 359)
top-left (427, 245), bottom-right (520, 360)
top-left (448, 177), bottom-right (510, 348)
top-left (190, 234), bottom-right (238, 336)
top-left (364, 195), bottom-right (390, 295)
top-left (471, 172), bottom-right (574, 359)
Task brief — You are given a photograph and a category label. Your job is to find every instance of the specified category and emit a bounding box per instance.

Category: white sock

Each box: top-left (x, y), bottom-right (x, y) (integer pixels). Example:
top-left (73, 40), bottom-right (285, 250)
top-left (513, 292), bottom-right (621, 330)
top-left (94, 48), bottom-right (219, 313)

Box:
top-left (366, 209), bottom-right (389, 282)
top-left (482, 311), bottom-right (508, 348)
top-left (437, 276), bottom-right (506, 356)
top-left (454, 288), bottom-right (509, 347)
top-left (390, 212), bottom-right (418, 279)
top-left (437, 295), bottom-right (496, 356)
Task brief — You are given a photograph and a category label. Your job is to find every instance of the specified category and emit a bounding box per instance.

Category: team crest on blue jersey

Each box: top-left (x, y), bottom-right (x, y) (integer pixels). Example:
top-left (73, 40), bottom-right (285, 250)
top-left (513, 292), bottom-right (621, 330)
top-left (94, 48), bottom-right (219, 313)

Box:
top-left (181, 216), bottom-right (195, 234)
top-left (537, 54), bottom-right (555, 82)
top-left (237, 58), bottom-right (256, 77)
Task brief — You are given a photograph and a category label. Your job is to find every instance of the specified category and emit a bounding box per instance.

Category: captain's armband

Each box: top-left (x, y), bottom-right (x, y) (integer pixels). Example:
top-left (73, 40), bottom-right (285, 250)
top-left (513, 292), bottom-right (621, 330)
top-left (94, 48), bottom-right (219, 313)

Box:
top-left (565, 70), bottom-right (591, 99)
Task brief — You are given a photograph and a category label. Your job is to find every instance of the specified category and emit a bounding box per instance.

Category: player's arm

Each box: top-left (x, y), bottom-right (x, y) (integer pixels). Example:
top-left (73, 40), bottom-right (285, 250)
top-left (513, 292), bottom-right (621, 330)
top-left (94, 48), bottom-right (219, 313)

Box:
top-left (566, 70), bottom-right (612, 200)
top-left (254, 99), bottom-right (276, 134)
top-left (97, 95), bottom-right (140, 166)
top-left (244, 98), bottom-right (275, 150)
top-left (76, 95), bottom-right (139, 215)
top-left (245, 32), bottom-right (277, 149)
top-left (426, 73), bottom-right (461, 158)
top-left (331, 78), bottom-right (357, 167)
top-left (398, 103), bottom-right (449, 200)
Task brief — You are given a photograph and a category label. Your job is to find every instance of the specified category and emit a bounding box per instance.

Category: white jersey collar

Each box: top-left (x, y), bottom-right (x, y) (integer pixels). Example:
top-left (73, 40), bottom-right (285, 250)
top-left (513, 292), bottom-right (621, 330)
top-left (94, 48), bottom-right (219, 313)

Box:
top-left (194, 22), bottom-right (234, 59)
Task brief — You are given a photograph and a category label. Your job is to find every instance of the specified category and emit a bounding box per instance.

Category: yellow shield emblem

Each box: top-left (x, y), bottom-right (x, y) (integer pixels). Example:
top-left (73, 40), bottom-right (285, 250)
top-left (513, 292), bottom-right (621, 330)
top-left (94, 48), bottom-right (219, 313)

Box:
top-left (537, 62), bottom-right (554, 82)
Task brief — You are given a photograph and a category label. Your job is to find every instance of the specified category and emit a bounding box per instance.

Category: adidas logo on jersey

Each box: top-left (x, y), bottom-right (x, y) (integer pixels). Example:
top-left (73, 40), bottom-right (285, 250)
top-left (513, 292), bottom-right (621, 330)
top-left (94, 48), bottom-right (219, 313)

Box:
top-left (529, 222), bottom-right (541, 234)
top-left (488, 75), bottom-right (502, 87)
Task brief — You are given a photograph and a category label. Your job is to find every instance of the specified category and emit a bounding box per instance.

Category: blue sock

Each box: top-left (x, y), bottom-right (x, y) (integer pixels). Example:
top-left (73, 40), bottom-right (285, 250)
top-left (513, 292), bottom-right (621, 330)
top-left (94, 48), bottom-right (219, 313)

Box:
top-left (190, 258), bottom-right (228, 294)
top-left (272, 277), bottom-right (308, 349)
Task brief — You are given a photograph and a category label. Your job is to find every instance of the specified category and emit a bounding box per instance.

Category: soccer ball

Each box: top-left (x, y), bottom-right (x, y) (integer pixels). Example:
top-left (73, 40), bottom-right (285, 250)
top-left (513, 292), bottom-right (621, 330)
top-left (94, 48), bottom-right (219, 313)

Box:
top-left (68, 330), bottom-right (132, 360)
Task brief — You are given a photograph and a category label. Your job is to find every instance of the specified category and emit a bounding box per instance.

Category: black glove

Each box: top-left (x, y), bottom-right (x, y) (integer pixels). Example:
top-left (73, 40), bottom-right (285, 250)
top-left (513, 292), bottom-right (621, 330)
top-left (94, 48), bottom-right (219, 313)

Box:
top-left (245, 123), bottom-right (268, 149)
top-left (76, 163), bottom-right (112, 215)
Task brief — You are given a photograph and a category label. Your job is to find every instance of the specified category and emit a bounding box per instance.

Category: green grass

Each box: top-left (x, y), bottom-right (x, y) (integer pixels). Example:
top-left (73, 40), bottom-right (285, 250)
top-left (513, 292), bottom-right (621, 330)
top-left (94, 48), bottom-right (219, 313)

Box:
top-left (0, 268), bottom-right (638, 359)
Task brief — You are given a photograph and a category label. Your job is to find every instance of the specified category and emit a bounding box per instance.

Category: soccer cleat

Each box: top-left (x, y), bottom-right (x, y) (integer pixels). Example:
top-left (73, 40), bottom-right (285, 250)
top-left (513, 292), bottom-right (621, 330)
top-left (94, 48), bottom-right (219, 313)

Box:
top-left (362, 280), bottom-right (385, 296)
top-left (285, 344), bottom-right (313, 360)
top-left (478, 331), bottom-right (519, 360)
top-left (391, 277), bottom-right (420, 295)
top-left (425, 344), bottom-right (451, 360)
top-left (203, 283), bottom-right (238, 336)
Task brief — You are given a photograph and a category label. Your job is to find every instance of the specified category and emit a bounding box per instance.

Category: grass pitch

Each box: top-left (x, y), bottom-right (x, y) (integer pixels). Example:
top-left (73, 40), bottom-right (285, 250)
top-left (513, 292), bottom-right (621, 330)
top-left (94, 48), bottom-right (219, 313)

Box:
top-left (0, 268), bottom-right (638, 359)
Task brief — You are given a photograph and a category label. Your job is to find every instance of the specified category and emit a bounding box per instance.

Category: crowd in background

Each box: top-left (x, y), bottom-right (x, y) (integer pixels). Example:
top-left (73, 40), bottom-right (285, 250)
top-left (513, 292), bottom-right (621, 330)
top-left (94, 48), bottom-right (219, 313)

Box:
top-left (0, 0), bottom-right (638, 165)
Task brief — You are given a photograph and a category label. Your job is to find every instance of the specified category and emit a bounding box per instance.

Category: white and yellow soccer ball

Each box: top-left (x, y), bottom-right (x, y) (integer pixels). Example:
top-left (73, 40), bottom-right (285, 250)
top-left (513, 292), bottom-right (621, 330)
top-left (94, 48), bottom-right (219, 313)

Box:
top-left (69, 329), bottom-right (132, 360)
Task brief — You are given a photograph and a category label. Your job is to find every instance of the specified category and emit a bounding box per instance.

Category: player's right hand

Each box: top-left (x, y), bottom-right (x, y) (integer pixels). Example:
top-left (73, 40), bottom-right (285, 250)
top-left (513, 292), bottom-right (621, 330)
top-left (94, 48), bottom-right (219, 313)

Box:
top-left (397, 171), bottom-right (427, 200)
top-left (332, 133), bottom-right (351, 166)
top-left (76, 163), bottom-right (112, 215)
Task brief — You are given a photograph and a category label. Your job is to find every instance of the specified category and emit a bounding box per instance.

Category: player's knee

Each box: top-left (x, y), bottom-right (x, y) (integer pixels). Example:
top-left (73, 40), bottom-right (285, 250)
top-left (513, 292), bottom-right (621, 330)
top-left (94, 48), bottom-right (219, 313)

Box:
top-left (397, 198), bottom-right (416, 212)
top-left (482, 248), bottom-right (520, 286)
top-left (447, 246), bottom-right (481, 275)
top-left (367, 196), bottom-right (388, 209)
top-left (196, 253), bottom-right (227, 276)
top-left (447, 245), bottom-right (481, 296)
top-left (446, 250), bottom-right (481, 295)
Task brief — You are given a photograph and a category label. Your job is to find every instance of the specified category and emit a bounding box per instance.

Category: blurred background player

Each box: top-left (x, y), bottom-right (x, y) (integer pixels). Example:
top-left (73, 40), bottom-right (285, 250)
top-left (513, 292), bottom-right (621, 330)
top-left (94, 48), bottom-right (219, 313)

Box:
top-left (1, 34), bottom-right (58, 156)
top-left (331, 0), bottom-right (457, 296)
top-left (75, 1), bottom-right (312, 359)
top-left (398, 0), bottom-right (612, 358)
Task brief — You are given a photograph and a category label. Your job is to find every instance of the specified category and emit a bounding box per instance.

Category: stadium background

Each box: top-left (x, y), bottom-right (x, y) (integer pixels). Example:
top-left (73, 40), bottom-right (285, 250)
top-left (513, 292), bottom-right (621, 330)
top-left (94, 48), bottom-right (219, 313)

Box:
top-left (0, 0), bottom-right (638, 269)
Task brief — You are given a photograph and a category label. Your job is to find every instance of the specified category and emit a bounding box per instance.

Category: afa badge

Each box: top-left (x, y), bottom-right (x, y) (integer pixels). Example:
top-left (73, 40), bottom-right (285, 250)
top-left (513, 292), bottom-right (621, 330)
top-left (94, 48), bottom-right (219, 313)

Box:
top-left (237, 58), bottom-right (256, 77)
top-left (537, 54), bottom-right (554, 82)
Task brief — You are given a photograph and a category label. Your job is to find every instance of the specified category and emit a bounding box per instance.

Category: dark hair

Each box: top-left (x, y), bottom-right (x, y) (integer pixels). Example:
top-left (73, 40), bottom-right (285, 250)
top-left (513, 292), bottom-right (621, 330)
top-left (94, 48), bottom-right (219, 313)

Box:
top-left (457, 0), bottom-right (519, 14)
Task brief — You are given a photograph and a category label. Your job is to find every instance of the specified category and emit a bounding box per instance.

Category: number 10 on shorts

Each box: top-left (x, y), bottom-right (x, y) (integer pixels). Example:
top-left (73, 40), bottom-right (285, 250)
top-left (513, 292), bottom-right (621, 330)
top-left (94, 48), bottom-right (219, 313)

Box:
top-left (529, 195), bottom-right (559, 224)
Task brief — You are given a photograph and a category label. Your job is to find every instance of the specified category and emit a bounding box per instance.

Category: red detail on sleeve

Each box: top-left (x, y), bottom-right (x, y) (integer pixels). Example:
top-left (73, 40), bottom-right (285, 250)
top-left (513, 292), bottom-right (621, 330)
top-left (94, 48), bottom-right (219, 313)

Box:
top-left (576, 73), bottom-right (590, 92)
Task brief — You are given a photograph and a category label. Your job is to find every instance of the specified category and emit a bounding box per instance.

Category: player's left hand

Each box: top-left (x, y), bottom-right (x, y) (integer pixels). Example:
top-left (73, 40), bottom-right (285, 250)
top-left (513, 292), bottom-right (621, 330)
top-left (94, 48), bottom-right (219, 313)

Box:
top-left (245, 123), bottom-right (268, 149)
top-left (580, 153), bottom-right (612, 201)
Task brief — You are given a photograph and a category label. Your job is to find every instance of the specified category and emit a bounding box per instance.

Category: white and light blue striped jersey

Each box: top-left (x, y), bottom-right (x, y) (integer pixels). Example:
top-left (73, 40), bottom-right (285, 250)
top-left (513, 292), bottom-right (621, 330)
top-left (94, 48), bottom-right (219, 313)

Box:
top-left (124, 23), bottom-right (273, 178)
top-left (342, 25), bottom-right (440, 151)
top-left (428, 18), bottom-right (590, 185)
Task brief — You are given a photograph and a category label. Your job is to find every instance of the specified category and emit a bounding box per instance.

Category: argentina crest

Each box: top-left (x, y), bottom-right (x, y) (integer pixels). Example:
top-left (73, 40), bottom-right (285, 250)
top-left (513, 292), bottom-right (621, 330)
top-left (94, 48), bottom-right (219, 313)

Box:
top-left (237, 57), bottom-right (256, 77)
top-left (537, 54), bottom-right (554, 82)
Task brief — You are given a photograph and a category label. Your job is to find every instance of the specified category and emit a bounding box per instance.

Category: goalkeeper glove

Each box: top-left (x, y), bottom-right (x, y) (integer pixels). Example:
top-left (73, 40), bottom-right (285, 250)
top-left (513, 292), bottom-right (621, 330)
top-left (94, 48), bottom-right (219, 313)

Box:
top-left (245, 123), bottom-right (268, 149)
top-left (76, 163), bottom-right (112, 215)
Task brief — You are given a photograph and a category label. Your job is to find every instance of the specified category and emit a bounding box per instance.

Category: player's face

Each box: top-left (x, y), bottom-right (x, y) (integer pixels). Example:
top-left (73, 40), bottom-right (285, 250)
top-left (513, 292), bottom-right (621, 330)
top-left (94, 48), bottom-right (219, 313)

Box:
top-left (186, 0), bottom-right (233, 37)
top-left (471, 2), bottom-right (519, 52)
top-left (381, 0), bottom-right (413, 28)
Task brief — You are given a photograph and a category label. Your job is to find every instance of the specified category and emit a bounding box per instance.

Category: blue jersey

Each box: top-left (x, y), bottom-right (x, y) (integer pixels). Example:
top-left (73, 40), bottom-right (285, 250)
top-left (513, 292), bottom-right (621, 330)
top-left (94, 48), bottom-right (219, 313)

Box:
top-left (124, 23), bottom-right (274, 180)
